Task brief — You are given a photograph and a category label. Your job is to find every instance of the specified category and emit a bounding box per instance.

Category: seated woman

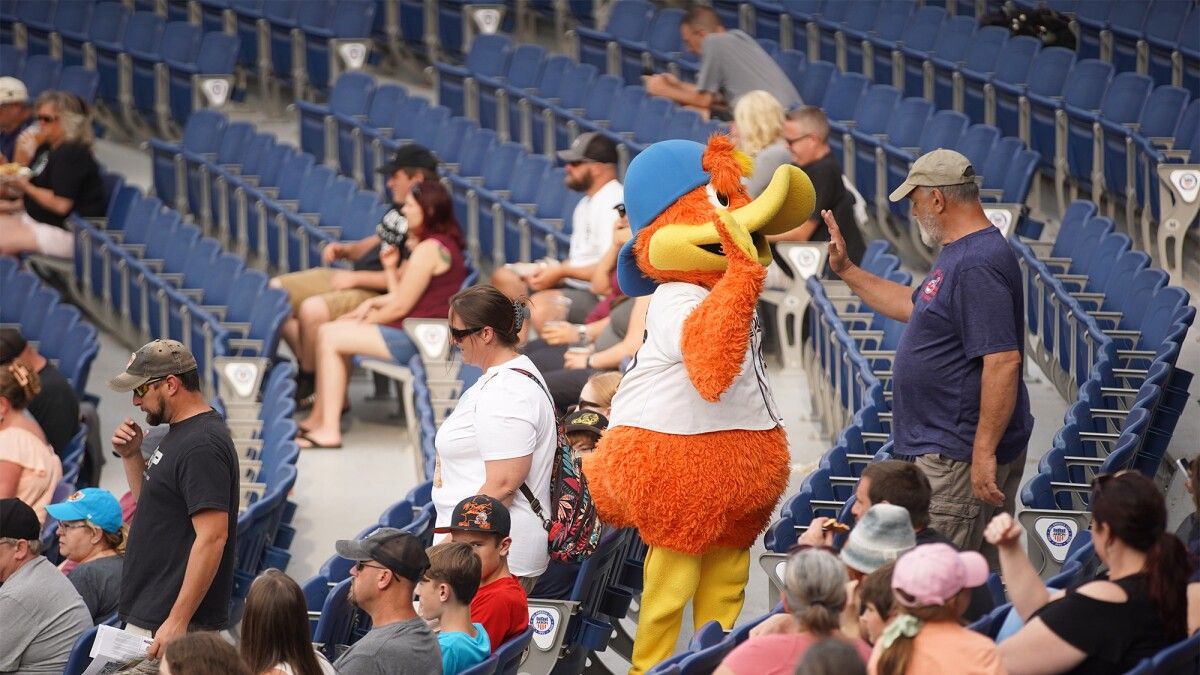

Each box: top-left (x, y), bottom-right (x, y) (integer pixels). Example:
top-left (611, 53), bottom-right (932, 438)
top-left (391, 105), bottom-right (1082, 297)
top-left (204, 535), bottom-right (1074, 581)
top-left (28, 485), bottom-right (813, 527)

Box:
top-left (0, 91), bottom-right (107, 258)
top-left (986, 472), bottom-right (1190, 674)
top-left (0, 360), bottom-right (61, 522)
top-left (870, 543), bottom-right (1001, 675)
top-left (298, 180), bottom-right (466, 449)
top-left (240, 568), bottom-right (337, 674)
top-left (524, 204), bottom-right (649, 411)
top-left (45, 487), bottom-right (126, 622)
top-left (732, 90), bottom-right (790, 198)
top-left (717, 547), bottom-right (871, 675)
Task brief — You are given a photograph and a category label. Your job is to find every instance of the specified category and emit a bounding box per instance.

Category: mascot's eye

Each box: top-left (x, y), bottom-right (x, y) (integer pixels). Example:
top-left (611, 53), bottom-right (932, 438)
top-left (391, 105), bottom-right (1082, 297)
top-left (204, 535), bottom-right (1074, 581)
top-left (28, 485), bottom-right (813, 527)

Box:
top-left (705, 183), bottom-right (730, 209)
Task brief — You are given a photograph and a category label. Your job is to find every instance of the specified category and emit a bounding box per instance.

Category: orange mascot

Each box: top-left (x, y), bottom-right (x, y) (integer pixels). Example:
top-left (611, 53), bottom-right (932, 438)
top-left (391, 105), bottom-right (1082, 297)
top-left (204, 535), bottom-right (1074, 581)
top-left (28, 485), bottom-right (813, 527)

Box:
top-left (582, 135), bottom-right (815, 674)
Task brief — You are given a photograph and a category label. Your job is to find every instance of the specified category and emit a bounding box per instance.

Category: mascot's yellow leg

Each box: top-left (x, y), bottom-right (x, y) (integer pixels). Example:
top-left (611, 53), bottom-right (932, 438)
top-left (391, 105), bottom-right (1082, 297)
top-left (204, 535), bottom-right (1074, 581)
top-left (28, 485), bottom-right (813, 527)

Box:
top-left (693, 546), bottom-right (750, 630)
top-left (630, 546), bottom-right (702, 675)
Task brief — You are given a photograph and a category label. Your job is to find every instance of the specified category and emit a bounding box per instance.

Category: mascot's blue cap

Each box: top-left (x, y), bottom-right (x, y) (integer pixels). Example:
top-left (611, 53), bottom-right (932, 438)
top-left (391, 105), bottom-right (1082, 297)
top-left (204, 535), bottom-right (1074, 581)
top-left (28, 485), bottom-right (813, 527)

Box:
top-left (617, 140), bottom-right (710, 297)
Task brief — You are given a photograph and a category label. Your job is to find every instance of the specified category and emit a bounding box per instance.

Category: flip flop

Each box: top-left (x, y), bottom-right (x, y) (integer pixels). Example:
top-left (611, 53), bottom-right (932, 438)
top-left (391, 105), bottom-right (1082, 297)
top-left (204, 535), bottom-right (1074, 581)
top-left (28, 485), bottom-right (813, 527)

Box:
top-left (297, 431), bottom-right (342, 450)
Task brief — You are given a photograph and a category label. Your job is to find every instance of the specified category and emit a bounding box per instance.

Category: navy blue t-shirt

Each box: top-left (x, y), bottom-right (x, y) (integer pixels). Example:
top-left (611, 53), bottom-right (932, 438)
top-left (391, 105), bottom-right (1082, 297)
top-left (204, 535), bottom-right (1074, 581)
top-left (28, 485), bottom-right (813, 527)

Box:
top-left (891, 226), bottom-right (1033, 464)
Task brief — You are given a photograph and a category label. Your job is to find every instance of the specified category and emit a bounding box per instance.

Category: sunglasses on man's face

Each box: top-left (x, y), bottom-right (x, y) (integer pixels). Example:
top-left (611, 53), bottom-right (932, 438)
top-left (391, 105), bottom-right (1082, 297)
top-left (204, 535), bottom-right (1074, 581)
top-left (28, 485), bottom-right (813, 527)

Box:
top-left (355, 560), bottom-right (388, 573)
top-left (133, 376), bottom-right (168, 398)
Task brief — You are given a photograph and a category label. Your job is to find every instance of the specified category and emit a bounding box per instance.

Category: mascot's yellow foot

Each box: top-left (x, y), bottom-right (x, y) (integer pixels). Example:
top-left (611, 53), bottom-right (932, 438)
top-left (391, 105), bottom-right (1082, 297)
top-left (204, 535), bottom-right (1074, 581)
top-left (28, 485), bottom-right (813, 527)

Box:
top-left (630, 545), bottom-right (751, 675)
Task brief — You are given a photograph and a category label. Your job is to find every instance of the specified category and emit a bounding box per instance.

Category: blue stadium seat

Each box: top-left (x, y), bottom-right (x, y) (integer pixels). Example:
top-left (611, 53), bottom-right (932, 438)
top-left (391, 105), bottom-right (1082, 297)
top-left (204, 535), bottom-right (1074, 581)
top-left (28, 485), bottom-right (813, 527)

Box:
top-left (1061, 72), bottom-right (1152, 205)
top-left (297, 71), bottom-right (375, 165)
top-left (962, 34), bottom-right (1040, 126)
top-left (475, 43), bottom-right (546, 132)
top-left (164, 30), bottom-right (239, 130)
top-left (295, 0), bottom-right (375, 98)
top-left (19, 54), bottom-right (62, 98)
top-left (434, 33), bottom-right (510, 117)
top-left (57, 66), bottom-right (99, 103)
top-left (1028, 59), bottom-right (1112, 169)
top-left (992, 46), bottom-right (1074, 142)
top-left (574, 0), bottom-right (652, 76)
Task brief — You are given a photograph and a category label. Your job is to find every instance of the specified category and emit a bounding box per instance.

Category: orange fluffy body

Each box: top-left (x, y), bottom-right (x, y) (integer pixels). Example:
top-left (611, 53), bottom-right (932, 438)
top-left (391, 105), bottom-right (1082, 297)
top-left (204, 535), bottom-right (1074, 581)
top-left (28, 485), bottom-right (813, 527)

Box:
top-left (582, 133), bottom-right (791, 553)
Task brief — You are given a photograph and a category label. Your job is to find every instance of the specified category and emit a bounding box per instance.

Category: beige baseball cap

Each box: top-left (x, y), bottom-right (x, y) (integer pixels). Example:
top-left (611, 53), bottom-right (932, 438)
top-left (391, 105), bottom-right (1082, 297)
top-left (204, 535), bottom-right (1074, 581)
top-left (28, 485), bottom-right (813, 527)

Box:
top-left (888, 148), bottom-right (977, 202)
top-left (0, 77), bottom-right (28, 105)
top-left (108, 339), bottom-right (198, 392)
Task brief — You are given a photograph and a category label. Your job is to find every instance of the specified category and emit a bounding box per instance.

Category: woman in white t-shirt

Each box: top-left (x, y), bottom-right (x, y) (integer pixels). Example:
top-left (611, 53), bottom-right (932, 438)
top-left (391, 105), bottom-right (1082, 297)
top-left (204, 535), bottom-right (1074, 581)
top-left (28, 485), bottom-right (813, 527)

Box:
top-left (434, 285), bottom-right (557, 588)
top-left (240, 569), bottom-right (337, 675)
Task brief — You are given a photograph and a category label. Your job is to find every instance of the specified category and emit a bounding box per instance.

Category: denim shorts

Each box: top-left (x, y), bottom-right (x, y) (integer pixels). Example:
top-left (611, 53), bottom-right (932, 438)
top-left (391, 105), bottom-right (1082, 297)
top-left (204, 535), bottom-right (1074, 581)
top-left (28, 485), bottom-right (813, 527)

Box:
top-left (378, 325), bottom-right (418, 364)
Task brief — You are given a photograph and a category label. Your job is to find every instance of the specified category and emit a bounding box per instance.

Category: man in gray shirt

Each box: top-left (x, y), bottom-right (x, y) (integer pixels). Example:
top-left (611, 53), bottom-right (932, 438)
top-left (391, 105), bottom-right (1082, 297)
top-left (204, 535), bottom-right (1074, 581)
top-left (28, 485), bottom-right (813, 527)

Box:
top-left (0, 498), bottom-right (93, 674)
top-left (333, 528), bottom-right (442, 675)
top-left (644, 6), bottom-right (802, 118)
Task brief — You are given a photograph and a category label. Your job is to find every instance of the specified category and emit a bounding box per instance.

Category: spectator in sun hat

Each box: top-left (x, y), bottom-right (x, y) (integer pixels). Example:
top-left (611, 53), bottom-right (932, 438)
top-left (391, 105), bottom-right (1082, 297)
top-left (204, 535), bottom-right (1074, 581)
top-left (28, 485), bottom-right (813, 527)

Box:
top-left (490, 131), bottom-right (624, 331)
top-left (333, 527), bottom-right (442, 675)
top-left (46, 487), bottom-right (127, 622)
top-left (441, 495), bottom-right (529, 653)
top-left (0, 497), bottom-right (93, 674)
top-left (109, 338), bottom-right (238, 655)
top-left (868, 543), bottom-right (1000, 675)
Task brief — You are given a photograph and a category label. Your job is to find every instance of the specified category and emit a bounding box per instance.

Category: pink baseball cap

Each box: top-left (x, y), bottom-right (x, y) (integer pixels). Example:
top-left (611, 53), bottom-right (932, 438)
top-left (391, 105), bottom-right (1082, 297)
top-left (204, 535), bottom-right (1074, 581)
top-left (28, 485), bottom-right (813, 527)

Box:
top-left (892, 543), bottom-right (988, 607)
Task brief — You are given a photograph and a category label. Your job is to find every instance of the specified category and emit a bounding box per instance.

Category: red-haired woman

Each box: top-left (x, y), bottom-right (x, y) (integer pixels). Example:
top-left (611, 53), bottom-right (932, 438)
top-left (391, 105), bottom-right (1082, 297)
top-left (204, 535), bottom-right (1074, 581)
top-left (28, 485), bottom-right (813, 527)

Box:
top-left (298, 181), bottom-right (466, 449)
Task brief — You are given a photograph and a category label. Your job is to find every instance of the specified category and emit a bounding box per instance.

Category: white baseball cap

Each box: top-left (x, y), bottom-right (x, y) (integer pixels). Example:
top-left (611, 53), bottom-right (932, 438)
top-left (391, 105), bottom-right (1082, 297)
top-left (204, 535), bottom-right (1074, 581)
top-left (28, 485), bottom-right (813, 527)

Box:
top-left (0, 77), bottom-right (29, 105)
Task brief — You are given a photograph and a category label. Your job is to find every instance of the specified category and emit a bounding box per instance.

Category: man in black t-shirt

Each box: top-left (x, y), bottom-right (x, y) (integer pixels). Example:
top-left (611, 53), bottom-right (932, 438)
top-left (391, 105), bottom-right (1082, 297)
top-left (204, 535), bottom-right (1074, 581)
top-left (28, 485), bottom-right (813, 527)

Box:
top-left (764, 106), bottom-right (866, 289)
top-left (107, 339), bottom-right (238, 658)
top-left (270, 144), bottom-right (439, 402)
top-left (0, 328), bottom-right (80, 459)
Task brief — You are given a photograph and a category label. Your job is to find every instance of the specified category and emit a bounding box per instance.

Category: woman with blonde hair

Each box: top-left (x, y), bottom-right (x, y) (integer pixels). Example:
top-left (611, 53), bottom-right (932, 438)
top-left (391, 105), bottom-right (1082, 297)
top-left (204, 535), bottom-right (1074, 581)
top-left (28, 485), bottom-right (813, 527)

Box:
top-left (0, 360), bottom-right (61, 522)
top-left (46, 487), bottom-right (127, 621)
top-left (0, 90), bottom-right (107, 258)
top-left (733, 90), bottom-right (791, 197)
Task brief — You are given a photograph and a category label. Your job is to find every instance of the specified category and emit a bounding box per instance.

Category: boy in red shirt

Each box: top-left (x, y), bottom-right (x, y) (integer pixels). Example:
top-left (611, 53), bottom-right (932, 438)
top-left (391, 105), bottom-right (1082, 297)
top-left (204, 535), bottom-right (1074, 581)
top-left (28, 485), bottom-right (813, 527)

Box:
top-left (437, 495), bottom-right (529, 652)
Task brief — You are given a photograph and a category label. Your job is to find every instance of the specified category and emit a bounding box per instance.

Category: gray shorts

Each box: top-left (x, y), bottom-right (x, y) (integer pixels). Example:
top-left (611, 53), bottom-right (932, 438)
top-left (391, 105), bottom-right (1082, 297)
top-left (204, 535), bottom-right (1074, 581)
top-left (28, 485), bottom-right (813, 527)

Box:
top-left (559, 286), bottom-right (601, 323)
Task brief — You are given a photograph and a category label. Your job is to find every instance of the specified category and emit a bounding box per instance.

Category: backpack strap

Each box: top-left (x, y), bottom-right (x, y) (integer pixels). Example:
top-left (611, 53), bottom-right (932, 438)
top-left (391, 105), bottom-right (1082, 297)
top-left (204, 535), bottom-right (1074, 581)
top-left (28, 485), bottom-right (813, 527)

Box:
top-left (510, 368), bottom-right (554, 531)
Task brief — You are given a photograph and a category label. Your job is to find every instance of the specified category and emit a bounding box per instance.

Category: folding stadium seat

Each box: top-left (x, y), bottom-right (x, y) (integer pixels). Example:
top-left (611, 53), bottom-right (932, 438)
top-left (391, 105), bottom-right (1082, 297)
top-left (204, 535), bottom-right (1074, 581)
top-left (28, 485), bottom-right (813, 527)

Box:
top-left (433, 33), bottom-right (510, 117)
top-left (839, 0), bottom-right (915, 78)
top-left (57, 66), bottom-right (99, 104)
top-left (502, 167), bottom-right (573, 263)
top-left (12, 0), bottom-right (55, 56)
top-left (829, 83), bottom-right (899, 177)
top-left (613, 95), bottom-right (675, 161)
top-left (1027, 59), bottom-right (1113, 170)
top-left (898, 14), bottom-right (974, 100)
top-left (992, 46), bottom-right (1074, 143)
top-left (297, 71), bottom-right (375, 165)
top-left (1143, 1), bottom-right (1192, 93)
top-left (247, 150), bottom-right (316, 266)
top-left (230, 0), bottom-right (264, 74)
top-left (19, 54), bottom-right (62, 99)
top-left (124, 21), bottom-right (200, 133)
top-left (163, 30), bottom-right (239, 133)
top-left (929, 24), bottom-right (1008, 113)
top-left (296, 0), bottom-right (375, 99)
top-left (864, 4), bottom-right (941, 91)
top-left (573, 82), bottom-right (647, 143)
top-left (447, 141), bottom-right (523, 266)
top-left (616, 7), bottom-right (685, 84)
top-left (809, 1), bottom-right (856, 65)
top-left (431, 117), bottom-right (477, 168)
top-left (57, 323), bottom-right (99, 397)
top-left (573, 0), bottom-right (652, 77)
top-left (1104, 2), bottom-right (1152, 75)
top-left (150, 109), bottom-right (227, 215)
top-left (1060, 72), bottom-right (1152, 211)
top-left (952, 34), bottom-right (1039, 128)
top-left (475, 43), bottom-right (546, 135)
top-left (94, 10), bottom-right (161, 112)
top-left (0, 44), bottom-right (22, 78)
top-left (495, 53), bottom-right (569, 148)
top-left (481, 152), bottom-right (551, 265)
top-left (1102, 84), bottom-right (1189, 232)
top-left (1072, 1), bottom-right (1113, 61)
top-left (333, 82), bottom-right (405, 182)
top-left (273, 165), bottom-right (337, 272)
top-left (794, 58), bottom-right (834, 107)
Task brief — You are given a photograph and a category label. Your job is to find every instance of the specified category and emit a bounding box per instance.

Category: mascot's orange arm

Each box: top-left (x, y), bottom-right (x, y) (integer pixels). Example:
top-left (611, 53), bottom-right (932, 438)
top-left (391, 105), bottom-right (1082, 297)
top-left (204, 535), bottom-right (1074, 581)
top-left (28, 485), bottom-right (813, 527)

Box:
top-left (680, 213), bottom-right (766, 402)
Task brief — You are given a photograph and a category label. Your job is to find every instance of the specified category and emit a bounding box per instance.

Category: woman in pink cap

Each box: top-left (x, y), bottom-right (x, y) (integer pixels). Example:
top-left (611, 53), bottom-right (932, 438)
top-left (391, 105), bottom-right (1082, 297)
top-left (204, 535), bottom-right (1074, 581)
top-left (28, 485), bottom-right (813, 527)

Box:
top-left (870, 543), bottom-right (1002, 675)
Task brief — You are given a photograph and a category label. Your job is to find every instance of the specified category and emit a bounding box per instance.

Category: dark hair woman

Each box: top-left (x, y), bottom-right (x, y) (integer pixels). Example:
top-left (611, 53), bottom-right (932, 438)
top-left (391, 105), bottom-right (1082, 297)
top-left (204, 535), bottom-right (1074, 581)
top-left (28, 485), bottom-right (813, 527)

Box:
top-left (986, 471), bottom-right (1191, 674)
top-left (298, 180), bottom-right (466, 449)
top-left (240, 569), bottom-right (336, 675)
top-left (160, 632), bottom-right (250, 675)
top-left (431, 284), bottom-right (557, 591)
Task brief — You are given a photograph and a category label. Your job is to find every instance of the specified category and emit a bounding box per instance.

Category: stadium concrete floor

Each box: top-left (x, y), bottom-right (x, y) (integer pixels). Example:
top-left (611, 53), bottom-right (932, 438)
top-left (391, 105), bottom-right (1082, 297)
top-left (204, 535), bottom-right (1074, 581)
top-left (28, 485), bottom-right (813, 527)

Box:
top-left (86, 72), bottom-right (1199, 663)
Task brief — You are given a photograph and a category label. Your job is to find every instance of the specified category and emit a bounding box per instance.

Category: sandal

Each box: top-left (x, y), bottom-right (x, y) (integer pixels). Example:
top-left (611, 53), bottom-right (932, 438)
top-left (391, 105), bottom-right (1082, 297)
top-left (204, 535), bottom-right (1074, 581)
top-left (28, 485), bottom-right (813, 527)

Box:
top-left (297, 431), bottom-right (342, 450)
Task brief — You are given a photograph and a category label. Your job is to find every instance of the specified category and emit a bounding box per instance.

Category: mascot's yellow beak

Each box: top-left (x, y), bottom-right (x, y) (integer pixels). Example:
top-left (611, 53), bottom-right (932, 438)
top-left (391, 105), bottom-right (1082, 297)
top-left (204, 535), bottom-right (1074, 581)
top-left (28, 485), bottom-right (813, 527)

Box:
top-left (647, 164), bottom-right (817, 273)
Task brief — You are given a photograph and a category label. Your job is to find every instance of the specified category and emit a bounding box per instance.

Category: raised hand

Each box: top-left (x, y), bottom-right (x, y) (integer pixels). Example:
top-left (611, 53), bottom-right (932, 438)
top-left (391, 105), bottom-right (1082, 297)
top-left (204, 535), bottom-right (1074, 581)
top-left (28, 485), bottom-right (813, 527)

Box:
top-left (821, 210), bottom-right (852, 276)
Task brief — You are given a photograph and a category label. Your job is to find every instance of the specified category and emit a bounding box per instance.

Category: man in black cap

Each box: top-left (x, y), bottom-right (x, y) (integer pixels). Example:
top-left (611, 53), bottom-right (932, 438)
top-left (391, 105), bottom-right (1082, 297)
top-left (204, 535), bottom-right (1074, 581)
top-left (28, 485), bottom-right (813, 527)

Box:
top-left (0, 498), bottom-right (92, 673)
top-left (270, 143), bottom-right (440, 403)
top-left (490, 131), bottom-right (625, 332)
top-left (108, 339), bottom-right (238, 657)
top-left (0, 328), bottom-right (80, 460)
top-left (332, 528), bottom-right (442, 675)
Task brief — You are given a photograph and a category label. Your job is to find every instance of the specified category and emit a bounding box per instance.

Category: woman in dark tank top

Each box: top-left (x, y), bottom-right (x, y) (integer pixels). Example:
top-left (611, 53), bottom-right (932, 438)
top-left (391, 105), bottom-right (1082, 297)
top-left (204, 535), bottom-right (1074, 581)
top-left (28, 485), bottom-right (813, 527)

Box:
top-left (984, 472), bottom-right (1190, 675)
top-left (298, 181), bottom-right (466, 449)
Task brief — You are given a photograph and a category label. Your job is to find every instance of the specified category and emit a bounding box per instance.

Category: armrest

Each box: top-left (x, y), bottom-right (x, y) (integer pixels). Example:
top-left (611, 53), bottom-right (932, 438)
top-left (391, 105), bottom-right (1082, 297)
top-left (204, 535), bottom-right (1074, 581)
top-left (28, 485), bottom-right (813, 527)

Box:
top-left (199, 305), bottom-right (227, 320)
top-left (228, 337), bottom-right (265, 353)
top-left (222, 321), bottom-right (251, 336)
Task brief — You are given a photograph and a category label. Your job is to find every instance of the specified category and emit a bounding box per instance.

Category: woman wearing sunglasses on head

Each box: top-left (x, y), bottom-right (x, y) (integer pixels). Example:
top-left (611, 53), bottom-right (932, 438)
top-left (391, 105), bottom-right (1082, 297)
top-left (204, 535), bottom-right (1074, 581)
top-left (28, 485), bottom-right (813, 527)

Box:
top-left (298, 180), bottom-right (466, 449)
top-left (0, 90), bottom-right (107, 258)
top-left (984, 471), bottom-right (1190, 674)
top-left (431, 285), bottom-right (558, 592)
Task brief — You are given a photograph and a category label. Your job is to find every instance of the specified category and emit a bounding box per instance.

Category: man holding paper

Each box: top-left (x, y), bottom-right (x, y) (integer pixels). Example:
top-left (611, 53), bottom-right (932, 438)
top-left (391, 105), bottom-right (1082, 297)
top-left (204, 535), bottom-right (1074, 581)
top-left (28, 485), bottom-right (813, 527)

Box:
top-left (108, 340), bottom-right (239, 657)
top-left (0, 498), bottom-right (93, 673)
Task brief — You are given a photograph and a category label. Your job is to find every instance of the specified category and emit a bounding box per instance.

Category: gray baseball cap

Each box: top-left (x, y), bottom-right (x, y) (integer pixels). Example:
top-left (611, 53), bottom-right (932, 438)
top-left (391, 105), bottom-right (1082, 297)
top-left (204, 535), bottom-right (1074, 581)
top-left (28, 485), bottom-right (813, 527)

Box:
top-left (888, 148), bottom-right (977, 202)
top-left (839, 503), bottom-right (917, 574)
top-left (108, 339), bottom-right (198, 392)
top-left (335, 527), bottom-right (429, 582)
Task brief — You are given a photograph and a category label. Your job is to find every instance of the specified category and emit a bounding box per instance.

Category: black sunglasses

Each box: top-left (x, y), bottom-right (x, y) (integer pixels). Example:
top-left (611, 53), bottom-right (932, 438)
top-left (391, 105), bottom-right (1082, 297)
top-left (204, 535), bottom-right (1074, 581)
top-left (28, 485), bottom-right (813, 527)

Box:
top-left (450, 326), bottom-right (484, 341)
